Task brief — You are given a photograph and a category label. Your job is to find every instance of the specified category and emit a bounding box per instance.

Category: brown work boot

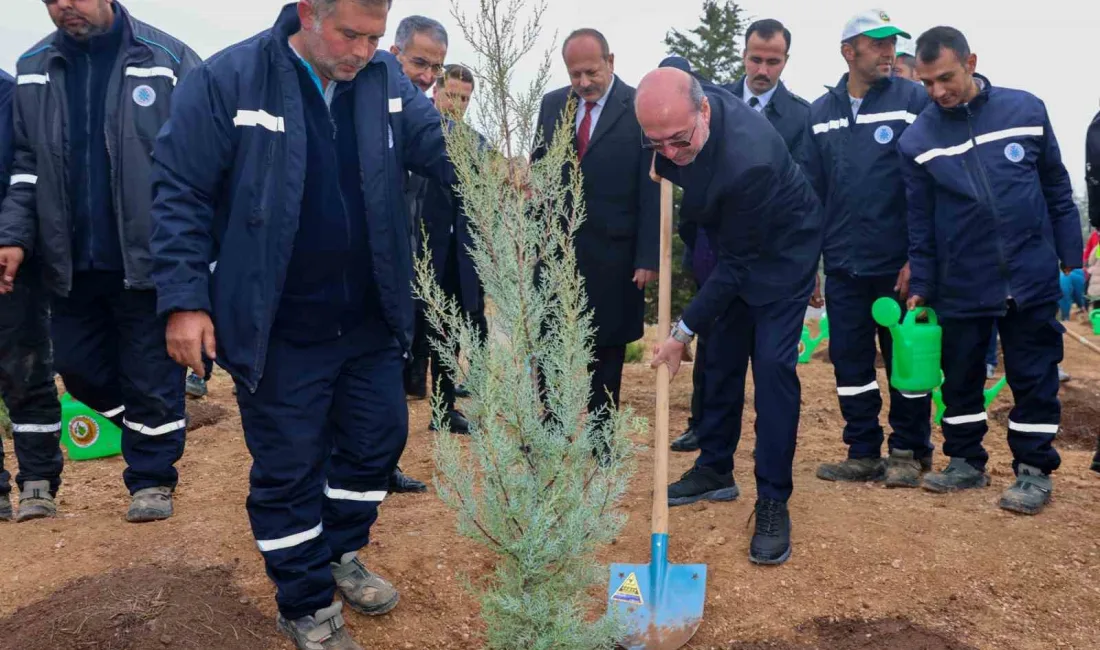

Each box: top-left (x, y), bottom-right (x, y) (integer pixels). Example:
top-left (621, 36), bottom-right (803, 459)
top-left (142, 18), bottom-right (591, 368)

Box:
top-left (15, 481), bottom-right (57, 522)
top-left (331, 556), bottom-right (399, 616)
top-left (277, 602), bottom-right (363, 650)
top-left (126, 486), bottom-right (173, 523)
top-left (816, 457), bottom-right (885, 482)
top-left (884, 449), bottom-right (927, 488)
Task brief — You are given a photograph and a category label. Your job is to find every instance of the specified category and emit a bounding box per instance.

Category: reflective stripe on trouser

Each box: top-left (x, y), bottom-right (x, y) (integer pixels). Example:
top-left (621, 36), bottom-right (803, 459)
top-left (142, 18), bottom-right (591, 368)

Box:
top-left (50, 272), bottom-right (186, 493)
top-left (940, 302), bottom-right (1062, 473)
top-left (694, 296), bottom-right (805, 502)
top-left (0, 261), bottom-right (64, 495)
top-left (825, 273), bottom-right (932, 459)
top-left (236, 325), bottom-right (407, 621)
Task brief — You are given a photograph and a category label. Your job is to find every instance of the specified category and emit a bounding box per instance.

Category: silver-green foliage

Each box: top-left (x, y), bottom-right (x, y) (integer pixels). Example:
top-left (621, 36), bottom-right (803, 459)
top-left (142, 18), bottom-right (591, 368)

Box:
top-left (412, 1), bottom-right (638, 648)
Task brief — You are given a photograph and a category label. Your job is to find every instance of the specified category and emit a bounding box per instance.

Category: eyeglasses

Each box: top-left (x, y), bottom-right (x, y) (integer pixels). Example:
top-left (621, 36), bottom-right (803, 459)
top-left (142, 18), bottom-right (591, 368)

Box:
top-left (641, 114), bottom-right (699, 151)
top-left (404, 55), bottom-right (445, 77)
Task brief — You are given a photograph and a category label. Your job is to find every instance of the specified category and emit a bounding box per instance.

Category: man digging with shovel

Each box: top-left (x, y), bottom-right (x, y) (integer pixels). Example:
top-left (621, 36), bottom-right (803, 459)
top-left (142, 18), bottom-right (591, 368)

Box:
top-left (640, 67), bottom-right (823, 565)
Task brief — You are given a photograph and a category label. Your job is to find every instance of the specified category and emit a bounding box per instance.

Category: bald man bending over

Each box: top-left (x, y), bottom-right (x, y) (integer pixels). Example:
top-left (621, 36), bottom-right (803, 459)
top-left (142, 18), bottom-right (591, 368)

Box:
top-left (643, 68), bottom-right (823, 565)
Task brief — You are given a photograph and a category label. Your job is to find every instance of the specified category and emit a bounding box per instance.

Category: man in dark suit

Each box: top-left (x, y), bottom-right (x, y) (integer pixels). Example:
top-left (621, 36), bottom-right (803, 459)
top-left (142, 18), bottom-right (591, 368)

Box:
top-left (669, 19), bottom-right (813, 454)
top-left (532, 28), bottom-right (659, 429)
top-left (642, 67), bottom-right (823, 565)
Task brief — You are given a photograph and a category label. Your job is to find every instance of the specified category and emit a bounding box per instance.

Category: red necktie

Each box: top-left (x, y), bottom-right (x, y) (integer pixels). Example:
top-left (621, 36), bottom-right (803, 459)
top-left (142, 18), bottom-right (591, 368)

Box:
top-left (576, 101), bottom-right (597, 159)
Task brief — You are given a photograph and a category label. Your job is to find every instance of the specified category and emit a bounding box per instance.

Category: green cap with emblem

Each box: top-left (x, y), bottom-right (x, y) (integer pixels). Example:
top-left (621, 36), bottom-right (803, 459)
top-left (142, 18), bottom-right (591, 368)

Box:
top-left (841, 9), bottom-right (911, 42)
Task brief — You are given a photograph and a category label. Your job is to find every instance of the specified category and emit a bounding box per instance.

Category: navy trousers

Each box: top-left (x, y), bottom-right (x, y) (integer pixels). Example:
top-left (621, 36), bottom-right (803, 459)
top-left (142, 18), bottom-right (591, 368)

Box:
top-left (236, 324), bottom-right (407, 620)
top-left (825, 273), bottom-right (933, 460)
top-left (693, 296), bottom-right (805, 502)
top-left (51, 272), bottom-right (186, 493)
top-left (0, 263), bottom-right (63, 496)
top-left (940, 301), bottom-right (1062, 474)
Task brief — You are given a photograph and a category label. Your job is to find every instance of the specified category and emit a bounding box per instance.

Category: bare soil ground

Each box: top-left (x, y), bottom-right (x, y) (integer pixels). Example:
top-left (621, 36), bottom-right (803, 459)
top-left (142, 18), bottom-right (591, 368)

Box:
top-left (1, 319), bottom-right (1098, 649)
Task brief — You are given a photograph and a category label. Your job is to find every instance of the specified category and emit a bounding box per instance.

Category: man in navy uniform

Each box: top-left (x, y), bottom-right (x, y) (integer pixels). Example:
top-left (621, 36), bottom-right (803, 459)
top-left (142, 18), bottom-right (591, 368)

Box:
top-left (899, 26), bottom-right (1082, 515)
top-left (0, 67), bottom-right (64, 524)
top-left (803, 10), bottom-right (934, 489)
top-left (0, 0), bottom-right (200, 523)
top-left (641, 67), bottom-right (823, 565)
top-left (149, 1), bottom-right (455, 647)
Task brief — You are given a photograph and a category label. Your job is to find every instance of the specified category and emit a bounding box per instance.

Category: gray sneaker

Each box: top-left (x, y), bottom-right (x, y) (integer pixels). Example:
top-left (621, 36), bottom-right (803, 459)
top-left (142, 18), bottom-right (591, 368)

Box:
top-left (884, 449), bottom-right (926, 489)
top-left (277, 602), bottom-right (363, 650)
top-left (15, 480), bottom-right (57, 522)
top-left (0, 493), bottom-right (12, 521)
top-left (921, 457), bottom-right (990, 493)
top-left (126, 486), bottom-right (174, 523)
top-left (331, 556), bottom-right (399, 616)
top-left (816, 457), bottom-right (885, 482)
top-left (999, 464), bottom-right (1052, 515)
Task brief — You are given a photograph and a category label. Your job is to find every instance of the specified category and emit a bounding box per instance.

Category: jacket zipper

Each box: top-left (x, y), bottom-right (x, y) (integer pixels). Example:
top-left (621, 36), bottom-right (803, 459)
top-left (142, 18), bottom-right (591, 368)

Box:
top-left (331, 105), bottom-right (351, 339)
top-left (964, 104), bottom-right (1013, 307)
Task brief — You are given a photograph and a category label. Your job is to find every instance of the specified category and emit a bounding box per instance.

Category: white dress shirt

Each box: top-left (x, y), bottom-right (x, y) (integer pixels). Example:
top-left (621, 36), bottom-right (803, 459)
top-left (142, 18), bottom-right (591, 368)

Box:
top-left (743, 82), bottom-right (779, 112)
top-left (575, 75), bottom-right (616, 138)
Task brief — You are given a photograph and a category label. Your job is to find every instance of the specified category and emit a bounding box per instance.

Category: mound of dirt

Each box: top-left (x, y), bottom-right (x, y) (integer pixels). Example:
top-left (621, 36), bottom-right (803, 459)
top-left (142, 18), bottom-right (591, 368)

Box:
top-left (728, 617), bottom-right (977, 650)
top-left (0, 565), bottom-right (285, 650)
top-left (990, 380), bottom-right (1100, 450)
top-left (185, 401), bottom-right (230, 432)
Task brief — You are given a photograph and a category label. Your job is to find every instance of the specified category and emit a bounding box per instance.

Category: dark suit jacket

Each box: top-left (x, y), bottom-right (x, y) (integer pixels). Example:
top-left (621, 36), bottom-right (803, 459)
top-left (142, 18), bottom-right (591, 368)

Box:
top-left (531, 76), bottom-right (659, 346)
top-left (655, 89), bottom-right (823, 335)
top-left (723, 78), bottom-right (810, 158)
top-left (406, 172), bottom-right (482, 314)
top-left (1088, 109), bottom-right (1100, 230)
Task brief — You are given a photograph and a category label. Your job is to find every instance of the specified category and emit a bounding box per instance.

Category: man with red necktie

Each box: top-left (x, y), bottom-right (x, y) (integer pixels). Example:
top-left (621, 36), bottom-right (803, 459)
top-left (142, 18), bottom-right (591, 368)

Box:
top-left (531, 28), bottom-right (659, 434)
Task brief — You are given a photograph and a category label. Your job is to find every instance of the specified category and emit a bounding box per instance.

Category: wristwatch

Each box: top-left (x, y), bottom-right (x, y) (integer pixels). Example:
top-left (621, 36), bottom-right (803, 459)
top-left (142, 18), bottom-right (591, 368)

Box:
top-left (671, 320), bottom-right (695, 345)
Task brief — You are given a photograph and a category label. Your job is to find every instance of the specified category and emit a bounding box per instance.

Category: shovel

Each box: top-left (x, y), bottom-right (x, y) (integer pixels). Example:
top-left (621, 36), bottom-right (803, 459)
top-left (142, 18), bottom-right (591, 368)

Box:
top-left (607, 178), bottom-right (706, 650)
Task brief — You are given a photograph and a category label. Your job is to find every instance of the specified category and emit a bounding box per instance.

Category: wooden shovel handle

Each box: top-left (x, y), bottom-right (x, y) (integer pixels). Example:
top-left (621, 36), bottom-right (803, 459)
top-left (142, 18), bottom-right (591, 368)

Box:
top-left (1064, 329), bottom-right (1100, 356)
top-left (653, 178), bottom-right (673, 536)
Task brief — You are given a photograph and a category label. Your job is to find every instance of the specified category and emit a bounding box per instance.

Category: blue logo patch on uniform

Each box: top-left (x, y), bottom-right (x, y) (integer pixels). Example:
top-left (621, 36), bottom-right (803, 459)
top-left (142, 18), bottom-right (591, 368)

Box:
top-left (874, 125), bottom-right (894, 144)
top-left (1004, 142), bottom-right (1025, 163)
top-left (132, 85), bottom-right (156, 108)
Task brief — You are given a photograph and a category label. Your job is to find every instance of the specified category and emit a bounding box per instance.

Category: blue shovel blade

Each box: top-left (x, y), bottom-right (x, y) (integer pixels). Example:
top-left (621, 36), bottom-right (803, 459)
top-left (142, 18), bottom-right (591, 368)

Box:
top-left (608, 534), bottom-right (707, 650)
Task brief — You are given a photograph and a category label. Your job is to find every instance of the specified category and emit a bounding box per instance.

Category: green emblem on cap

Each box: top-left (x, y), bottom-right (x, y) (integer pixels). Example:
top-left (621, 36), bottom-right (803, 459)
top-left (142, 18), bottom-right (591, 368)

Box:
top-left (879, 11), bottom-right (890, 21)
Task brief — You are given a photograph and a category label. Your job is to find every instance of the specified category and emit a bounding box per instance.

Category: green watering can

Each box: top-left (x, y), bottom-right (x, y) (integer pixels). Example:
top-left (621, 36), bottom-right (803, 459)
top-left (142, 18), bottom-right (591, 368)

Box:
top-left (871, 298), bottom-right (941, 395)
top-left (60, 392), bottom-right (122, 461)
top-left (798, 313), bottom-right (829, 364)
top-left (1090, 309), bottom-right (1100, 336)
top-left (931, 376), bottom-right (1008, 425)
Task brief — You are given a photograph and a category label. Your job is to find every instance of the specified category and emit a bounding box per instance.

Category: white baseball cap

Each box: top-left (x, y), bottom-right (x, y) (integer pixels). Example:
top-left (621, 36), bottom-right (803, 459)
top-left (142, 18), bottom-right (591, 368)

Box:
top-left (895, 35), bottom-right (916, 57)
top-left (841, 9), bottom-right (911, 42)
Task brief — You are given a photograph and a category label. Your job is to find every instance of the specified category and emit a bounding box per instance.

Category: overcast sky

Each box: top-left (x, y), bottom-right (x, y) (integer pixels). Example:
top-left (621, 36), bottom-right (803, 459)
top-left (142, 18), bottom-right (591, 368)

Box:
top-left (2, 0), bottom-right (1098, 193)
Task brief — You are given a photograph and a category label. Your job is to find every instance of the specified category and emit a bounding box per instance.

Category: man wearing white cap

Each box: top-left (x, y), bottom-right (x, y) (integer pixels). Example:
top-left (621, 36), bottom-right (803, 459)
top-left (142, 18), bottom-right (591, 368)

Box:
top-left (801, 10), bottom-right (933, 489)
top-left (894, 36), bottom-right (919, 80)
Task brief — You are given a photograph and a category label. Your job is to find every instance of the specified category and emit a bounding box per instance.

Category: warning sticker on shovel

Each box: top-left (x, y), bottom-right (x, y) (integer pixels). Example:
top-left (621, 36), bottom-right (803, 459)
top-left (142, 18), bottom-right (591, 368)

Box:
top-left (611, 573), bottom-right (644, 605)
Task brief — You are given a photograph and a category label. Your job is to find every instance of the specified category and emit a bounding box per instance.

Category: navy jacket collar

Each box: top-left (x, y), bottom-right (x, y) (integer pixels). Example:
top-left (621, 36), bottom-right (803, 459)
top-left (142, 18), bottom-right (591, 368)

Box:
top-left (57, 4), bottom-right (125, 56)
top-left (937, 72), bottom-right (993, 118)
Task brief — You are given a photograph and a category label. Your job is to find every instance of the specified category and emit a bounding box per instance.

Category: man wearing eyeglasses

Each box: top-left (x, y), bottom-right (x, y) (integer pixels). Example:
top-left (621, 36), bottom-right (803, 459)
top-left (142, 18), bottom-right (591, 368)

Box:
top-left (0, 0), bottom-right (200, 523)
top-left (641, 67), bottom-right (823, 566)
top-left (531, 28), bottom-right (659, 441)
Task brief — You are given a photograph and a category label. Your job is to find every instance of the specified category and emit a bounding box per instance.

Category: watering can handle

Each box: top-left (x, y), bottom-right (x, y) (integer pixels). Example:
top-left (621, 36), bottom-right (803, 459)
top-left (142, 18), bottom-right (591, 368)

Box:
top-left (652, 179), bottom-right (673, 537)
top-left (903, 306), bottom-right (938, 326)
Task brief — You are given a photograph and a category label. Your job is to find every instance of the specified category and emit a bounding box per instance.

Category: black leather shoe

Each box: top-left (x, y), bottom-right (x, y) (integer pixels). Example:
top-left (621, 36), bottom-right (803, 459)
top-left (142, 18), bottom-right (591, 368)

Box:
top-left (670, 428), bottom-right (699, 452)
top-left (667, 466), bottom-right (739, 506)
top-left (404, 358), bottom-right (428, 400)
top-left (389, 467), bottom-right (427, 493)
top-left (749, 499), bottom-right (792, 565)
top-left (454, 384), bottom-right (471, 399)
top-left (429, 409), bottom-right (470, 435)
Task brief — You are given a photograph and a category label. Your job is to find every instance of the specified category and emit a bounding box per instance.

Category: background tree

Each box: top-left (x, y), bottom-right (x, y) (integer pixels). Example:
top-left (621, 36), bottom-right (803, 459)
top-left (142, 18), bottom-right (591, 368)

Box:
top-left (646, 0), bottom-right (747, 325)
top-left (415, 0), bottom-right (638, 647)
top-left (663, 0), bottom-right (747, 85)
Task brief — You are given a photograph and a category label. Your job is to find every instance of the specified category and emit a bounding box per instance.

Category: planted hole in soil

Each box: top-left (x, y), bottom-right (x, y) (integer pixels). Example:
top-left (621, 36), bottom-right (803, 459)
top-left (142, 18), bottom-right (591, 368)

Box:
top-left (185, 401), bottom-right (230, 432)
top-left (0, 564), bottom-right (284, 650)
top-left (991, 380), bottom-right (1100, 450)
top-left (728, 616), bottom-right (976, 650)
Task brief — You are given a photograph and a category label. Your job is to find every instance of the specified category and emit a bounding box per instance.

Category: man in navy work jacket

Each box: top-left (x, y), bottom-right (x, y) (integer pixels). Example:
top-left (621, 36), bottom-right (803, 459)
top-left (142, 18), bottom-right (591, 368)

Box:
top-left (0, 68), bottom-right (64, 524)
top-left (899, 27), bottom-right (1082, 516)
top-left (0, 0), bottom-right (200, 524)
top-left (1088, 108), bottom-right (1100, 230)
top-left (148, 2), bottom-right (455, 648)
top-left (801, 10), bottom-right (934, 489)
top-left (642, 67), bottom-right (823, 566)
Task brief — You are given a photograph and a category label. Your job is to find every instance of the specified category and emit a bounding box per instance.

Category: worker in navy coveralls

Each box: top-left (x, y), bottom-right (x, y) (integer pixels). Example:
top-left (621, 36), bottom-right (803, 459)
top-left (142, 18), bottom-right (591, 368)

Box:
top-left (0, 0), bottom-right (200, 524)
top-left (802, 10), bottom-right (934, 489)
top-left (0, 67), bottom-right (64, 524)
top-left (898, 27), bottom-right (1082, 516)
top-left (641, 68), bottom-right (823, 566)
top-left (148, 2), bottom-right (455, 648)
